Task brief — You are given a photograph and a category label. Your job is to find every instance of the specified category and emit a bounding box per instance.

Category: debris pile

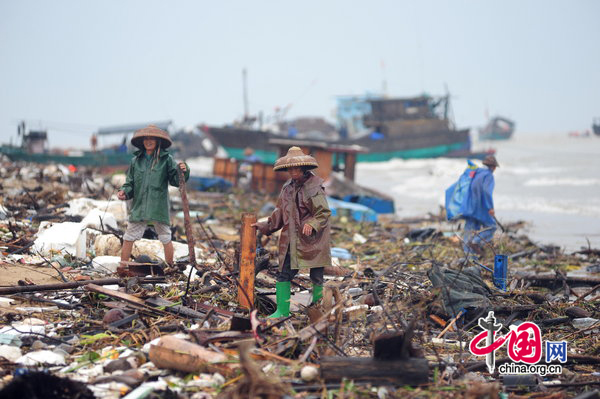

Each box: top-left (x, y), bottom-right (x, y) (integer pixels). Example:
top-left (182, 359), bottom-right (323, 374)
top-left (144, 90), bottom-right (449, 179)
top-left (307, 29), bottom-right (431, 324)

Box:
top-left (0, 160), bottom-right (598, 398)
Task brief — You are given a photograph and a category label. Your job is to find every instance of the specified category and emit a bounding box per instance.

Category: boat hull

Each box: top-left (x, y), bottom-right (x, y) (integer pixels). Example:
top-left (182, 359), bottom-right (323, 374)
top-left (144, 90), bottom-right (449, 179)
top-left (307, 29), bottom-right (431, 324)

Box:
top-left (0, 147), bottom-right (131, 167)
top-left (479, 130), bottom-right (513, 141)
top-left (209, 126), bottom-right (477, 163)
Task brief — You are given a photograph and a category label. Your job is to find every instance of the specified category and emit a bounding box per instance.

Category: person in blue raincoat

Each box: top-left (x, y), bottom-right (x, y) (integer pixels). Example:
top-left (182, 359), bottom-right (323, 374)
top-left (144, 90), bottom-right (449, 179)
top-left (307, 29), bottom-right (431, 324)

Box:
top-left (461, 155), bottom-right (499, 255)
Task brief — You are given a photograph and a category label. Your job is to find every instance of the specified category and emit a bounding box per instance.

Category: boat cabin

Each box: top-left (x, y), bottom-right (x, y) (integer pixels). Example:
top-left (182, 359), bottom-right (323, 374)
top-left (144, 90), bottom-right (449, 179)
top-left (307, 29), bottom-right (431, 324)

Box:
top-left (23, 130), bottom-right (48, 154)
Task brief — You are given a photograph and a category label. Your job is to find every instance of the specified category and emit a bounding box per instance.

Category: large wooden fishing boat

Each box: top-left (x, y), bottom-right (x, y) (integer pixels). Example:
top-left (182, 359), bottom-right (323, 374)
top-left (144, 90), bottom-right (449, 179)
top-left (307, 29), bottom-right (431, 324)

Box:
top-left (203, 93), bottom-right (493, 163)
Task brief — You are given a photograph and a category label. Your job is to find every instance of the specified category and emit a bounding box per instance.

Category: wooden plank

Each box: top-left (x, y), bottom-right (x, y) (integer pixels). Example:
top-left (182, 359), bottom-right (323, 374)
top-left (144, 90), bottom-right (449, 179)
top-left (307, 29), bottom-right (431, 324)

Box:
top-left (194, 302), bottom-right (235, 317)
top-left (344, 153), bottom-right (356, 181)
top-left (320, 357), bottom-right (429, 385)
top-left (85, 283), bottom-right (146, 305)
top-left (145, 297), bottom-right (205, 318)
top-left (212, 158), bottom-right (226, 178)
top-left (238, 213), bottom-right (256, 309)
top-left (0, 277), bottom-right (164, 295)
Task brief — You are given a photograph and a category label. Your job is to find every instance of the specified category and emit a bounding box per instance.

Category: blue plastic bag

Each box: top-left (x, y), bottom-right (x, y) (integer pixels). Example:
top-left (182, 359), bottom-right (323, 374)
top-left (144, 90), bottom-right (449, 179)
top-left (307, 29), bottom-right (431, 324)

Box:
top-left (445, 160), bottom-right (477, 220)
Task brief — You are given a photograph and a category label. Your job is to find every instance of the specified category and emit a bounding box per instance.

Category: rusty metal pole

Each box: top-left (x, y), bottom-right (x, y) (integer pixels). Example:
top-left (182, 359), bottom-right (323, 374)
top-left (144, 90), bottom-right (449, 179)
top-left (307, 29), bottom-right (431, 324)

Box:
top-left (178, 167), bottom-right (196, 267)
top-left (238, 213), bottom-right (256, 309)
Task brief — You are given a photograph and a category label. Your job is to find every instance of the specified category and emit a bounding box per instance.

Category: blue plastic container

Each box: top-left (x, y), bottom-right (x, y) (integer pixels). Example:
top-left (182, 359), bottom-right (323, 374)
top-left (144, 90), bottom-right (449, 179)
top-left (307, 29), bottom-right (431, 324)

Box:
top-left (494, 255), bottom-right (508, 291)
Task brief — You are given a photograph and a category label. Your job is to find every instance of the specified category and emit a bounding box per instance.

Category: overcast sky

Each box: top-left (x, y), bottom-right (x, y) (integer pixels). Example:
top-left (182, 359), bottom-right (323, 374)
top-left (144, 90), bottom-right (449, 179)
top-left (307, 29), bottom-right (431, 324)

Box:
top-left (1, 0), bottom-right (599, 149)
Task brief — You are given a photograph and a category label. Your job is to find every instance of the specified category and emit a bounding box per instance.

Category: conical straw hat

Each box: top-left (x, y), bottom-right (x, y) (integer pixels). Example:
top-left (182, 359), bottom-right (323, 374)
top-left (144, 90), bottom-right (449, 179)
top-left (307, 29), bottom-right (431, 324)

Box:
top-left (131, 125), bottom-right (172, 149)
top-left (273, 146), bottom-right (318, 171)
top-left (482, 155), bottom-right (499, 167)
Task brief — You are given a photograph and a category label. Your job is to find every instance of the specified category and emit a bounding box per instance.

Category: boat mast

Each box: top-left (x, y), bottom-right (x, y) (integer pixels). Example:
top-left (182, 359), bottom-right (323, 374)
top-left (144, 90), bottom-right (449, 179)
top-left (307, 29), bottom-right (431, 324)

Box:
top-left (242, 68), bottom-right (249, 125)
top-left (381, 59), bottom-right (388, 98)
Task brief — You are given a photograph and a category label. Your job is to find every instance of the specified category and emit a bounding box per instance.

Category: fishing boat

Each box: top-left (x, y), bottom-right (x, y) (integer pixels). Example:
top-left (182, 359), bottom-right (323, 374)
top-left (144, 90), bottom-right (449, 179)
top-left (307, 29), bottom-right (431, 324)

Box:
top-left (593, 118), bottom-right (600, 137)
top-left (336, 94), bottom-right (492, 162)
top-left (0, 144), bottom-right (132, 168)
top-left (0, 121), bottom-right (170, 168)
top-left (202, 93), bottom-right (493, 163)
top-left (478, 116), bottom-right (515, 141)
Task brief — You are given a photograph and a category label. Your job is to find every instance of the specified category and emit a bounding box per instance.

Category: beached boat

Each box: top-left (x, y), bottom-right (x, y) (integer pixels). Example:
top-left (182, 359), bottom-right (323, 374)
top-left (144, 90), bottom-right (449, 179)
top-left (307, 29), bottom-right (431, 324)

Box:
top-left (203, 93), bottom-right (493, 163)
top-left (336, 94), bottom-right (492, 161)
top-left (0, 121), bottom-right (170, 168)
top-left (478, 116), bottom-right (515, 141)
top-left (0, 145), bottom-right (132, 167)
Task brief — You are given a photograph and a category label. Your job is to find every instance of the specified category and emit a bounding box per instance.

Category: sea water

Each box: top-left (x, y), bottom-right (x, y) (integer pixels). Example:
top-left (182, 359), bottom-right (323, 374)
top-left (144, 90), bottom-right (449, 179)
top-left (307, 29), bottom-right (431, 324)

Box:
top-left (355, 132), bottom-right (600, 252)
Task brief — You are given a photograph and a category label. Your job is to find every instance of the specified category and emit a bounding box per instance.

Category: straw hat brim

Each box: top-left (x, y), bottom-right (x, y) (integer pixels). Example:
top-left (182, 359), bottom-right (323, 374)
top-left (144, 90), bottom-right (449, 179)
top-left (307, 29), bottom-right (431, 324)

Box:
top-left (131, 133), bottom-right (172, 149)
top-left (273, 161), bottom-right (318, 171)
top-left (273, 146), bottom-right (319, 171)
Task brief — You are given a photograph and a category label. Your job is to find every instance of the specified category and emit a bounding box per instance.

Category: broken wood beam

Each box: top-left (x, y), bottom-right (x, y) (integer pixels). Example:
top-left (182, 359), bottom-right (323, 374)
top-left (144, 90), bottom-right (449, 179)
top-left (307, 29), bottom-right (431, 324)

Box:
top-left (0, 277), bottom-right (165, 295)
top-left (516, 272), bottom-right (600, 286)
top-left (238, 212), bottom-right (256, 310)
top-left (320, 357), bottom-right (428, 385)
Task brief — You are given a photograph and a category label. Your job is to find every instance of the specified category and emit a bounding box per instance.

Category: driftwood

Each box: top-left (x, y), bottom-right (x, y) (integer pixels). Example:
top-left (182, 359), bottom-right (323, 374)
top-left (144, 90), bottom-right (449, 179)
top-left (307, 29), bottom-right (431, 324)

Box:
top-left (516, 272), bottom-right (600, 286)
top-left (145, 297), bottom-right (206, 318)
top-left (86, 284), bottom-right (210, 319)
top-left (149, 335), bottom-right (235, 375)
top-left (0, 277), bottom-right (164, 295)
top-left (320, 357), bottom-right (429, 385)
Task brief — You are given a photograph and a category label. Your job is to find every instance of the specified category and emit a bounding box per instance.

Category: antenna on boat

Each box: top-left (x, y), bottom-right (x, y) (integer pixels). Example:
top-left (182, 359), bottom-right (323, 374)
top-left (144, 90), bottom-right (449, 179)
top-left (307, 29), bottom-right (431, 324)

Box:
top-left (242, 68), bottom-right (249, 122)
top-left (381, 59), bottom-right (388, 98)
top-left (444, 83), bottom-right (456, 130)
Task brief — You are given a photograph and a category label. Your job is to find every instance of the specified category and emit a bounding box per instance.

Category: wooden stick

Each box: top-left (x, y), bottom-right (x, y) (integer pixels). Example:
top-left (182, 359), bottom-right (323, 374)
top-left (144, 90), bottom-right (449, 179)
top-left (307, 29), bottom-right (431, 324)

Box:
top-left (238, 213), bottom-right (256, 310)
top-left (574, 283), bottom-right (600, 303)
top-left (436, 309), bottom-right (465, 339)
top-left (0, 277), bottom-right (164, 295)
top-left (177, 167), bottom-right (196, 268)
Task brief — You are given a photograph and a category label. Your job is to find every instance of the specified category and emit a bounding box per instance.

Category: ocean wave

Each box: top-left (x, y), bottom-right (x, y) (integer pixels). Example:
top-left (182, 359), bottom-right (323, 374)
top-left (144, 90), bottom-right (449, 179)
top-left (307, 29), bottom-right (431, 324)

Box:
top-left (502, 166), bottom-right (563, 175)
top-left (356, 157), bottom-right (466, 172)
top-left (496, 195), bottom-right (600, 217)
top-left (524, 177), bottom-right (600, 187)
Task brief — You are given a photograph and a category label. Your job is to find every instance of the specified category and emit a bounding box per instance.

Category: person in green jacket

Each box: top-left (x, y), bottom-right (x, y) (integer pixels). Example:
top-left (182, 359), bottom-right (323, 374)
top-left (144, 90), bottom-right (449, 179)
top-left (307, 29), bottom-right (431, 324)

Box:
top-left (117, 125), bottom-right (190, 266)
top-left (253, 146), bottom-right (332, 318)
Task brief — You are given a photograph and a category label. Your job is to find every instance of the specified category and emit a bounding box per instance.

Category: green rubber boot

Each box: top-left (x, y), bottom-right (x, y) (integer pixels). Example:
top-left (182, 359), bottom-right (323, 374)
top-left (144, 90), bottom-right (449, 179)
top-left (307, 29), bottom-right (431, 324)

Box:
top-left (268, 281), bottom-right (291, 318)
top-left (312, 284), bottom-right (323, 304)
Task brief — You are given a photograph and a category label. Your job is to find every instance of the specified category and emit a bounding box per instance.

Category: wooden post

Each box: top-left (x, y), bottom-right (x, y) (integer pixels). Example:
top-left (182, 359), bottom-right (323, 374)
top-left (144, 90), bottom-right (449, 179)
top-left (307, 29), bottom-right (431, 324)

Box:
top-left (344, 153), bottom-right (356, 181)
top-left (238, 213), bottom-right (256, 309)
top-left (312, 149), bottom-right (332, 180)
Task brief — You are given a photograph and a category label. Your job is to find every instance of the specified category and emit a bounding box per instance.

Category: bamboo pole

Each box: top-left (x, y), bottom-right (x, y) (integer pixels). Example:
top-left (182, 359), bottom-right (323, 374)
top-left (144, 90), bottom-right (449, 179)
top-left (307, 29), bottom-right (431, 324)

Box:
top-left (238, 213), bottom-right (256, 309)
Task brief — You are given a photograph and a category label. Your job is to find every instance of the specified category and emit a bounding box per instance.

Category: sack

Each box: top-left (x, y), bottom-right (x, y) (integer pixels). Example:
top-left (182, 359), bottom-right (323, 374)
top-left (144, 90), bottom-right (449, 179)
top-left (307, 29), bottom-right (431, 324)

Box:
top-left (445, 160), bottom-right (477, 220)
